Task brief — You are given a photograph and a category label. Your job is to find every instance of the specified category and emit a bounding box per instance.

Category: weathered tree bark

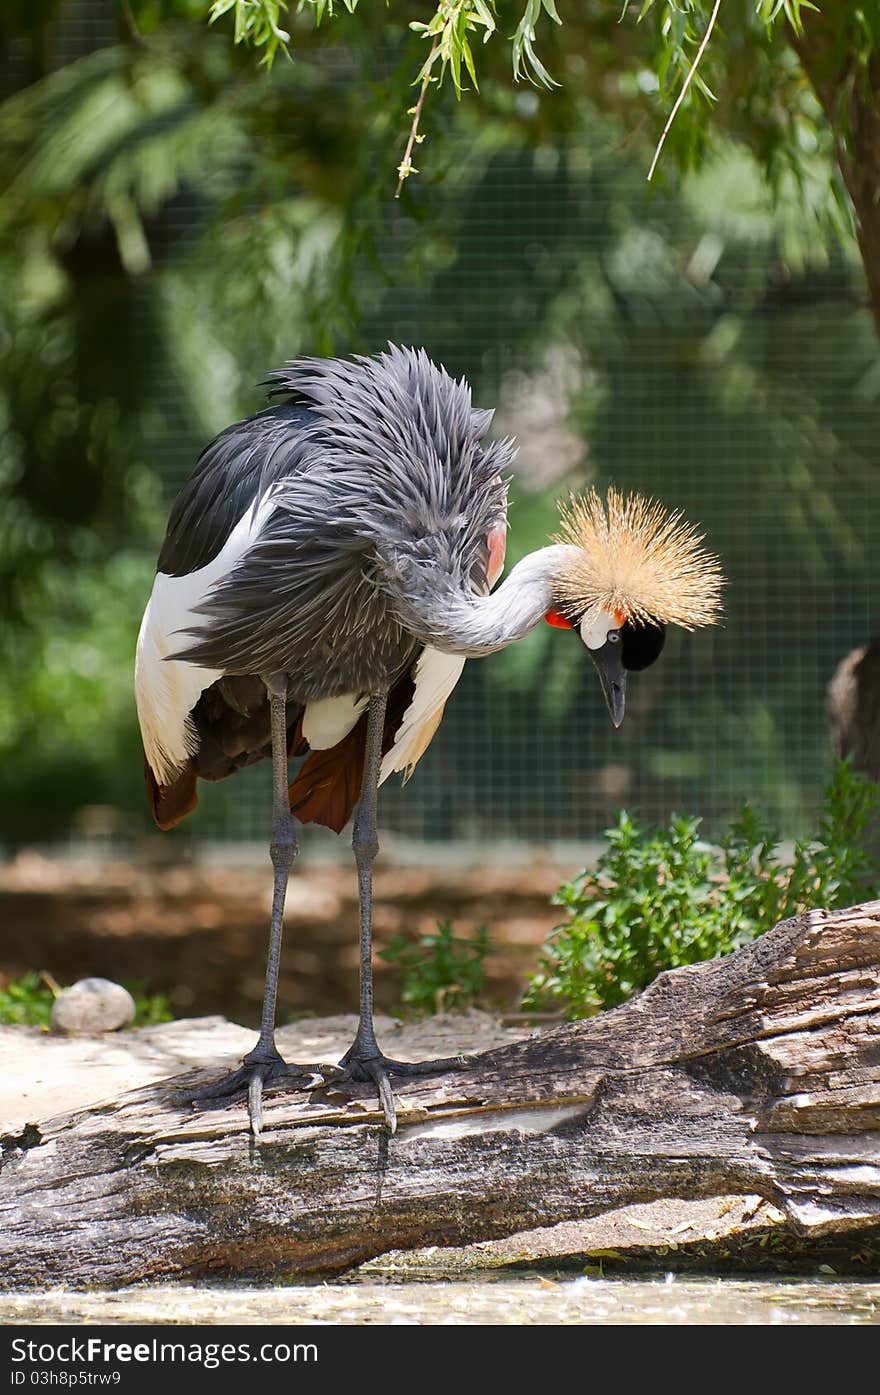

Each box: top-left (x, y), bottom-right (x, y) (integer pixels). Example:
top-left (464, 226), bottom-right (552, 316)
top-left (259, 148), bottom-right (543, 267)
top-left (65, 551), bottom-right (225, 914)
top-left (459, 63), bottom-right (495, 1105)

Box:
top-left (792, 4), bottom-right (880, 333)
top-left (2, 902), bottom-right (880, 1288)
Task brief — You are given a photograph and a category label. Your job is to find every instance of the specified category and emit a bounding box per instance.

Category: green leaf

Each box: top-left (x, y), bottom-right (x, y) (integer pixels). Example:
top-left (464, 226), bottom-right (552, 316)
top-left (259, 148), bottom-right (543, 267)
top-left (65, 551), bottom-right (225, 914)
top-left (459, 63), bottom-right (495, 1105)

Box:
top-left (472, 0), bottom-right (497, 34)
top-left (462, 35), bottom-right (480, 89)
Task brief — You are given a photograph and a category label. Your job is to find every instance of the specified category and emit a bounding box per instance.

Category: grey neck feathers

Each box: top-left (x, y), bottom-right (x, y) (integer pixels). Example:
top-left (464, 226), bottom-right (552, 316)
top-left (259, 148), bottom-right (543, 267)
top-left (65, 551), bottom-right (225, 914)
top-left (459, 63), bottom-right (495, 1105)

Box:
top-left (383, 545), bottom-right (578, 657)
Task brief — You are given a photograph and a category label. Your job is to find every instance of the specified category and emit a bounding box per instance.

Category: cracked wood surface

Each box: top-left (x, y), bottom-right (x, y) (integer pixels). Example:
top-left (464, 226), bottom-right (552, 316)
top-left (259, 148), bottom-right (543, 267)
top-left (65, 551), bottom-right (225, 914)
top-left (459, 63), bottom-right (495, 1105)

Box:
top-left (2, 902), bottom-right (880, 1286)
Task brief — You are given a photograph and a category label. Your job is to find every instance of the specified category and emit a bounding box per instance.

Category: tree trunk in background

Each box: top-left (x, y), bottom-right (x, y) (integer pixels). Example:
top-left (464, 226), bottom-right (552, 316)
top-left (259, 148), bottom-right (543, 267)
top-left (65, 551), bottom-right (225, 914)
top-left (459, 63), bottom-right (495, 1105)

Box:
top-left (794, 8), bottom-right (880, 762)
top-left (827, 643), bottom-right (880, 862)
top-left (828, 640), bottom-right (880, 779)
top-left (792, 5), bottom-right (880, 334)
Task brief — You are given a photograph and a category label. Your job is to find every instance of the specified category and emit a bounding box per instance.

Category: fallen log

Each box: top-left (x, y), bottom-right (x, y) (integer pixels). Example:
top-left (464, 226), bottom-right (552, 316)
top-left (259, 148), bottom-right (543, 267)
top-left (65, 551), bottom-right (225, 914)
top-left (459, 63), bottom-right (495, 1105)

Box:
top-left (2, 902), bottom-right (880, 1287)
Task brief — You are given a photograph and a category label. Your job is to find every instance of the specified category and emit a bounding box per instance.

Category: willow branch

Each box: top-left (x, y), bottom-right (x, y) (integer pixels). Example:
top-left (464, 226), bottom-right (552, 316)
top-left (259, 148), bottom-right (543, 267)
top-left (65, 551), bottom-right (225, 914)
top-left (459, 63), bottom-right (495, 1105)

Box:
top-left (647, 0), bottom-right (723, 182)
top-left (395, 48), bottom-right (438, 200)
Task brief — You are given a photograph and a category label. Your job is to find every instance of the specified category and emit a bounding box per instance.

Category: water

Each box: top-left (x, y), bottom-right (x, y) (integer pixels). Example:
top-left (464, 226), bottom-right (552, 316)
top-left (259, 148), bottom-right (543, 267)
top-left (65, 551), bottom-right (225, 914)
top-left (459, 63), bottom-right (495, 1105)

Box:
top-left (2, 1272), bottom-right (878, 1325)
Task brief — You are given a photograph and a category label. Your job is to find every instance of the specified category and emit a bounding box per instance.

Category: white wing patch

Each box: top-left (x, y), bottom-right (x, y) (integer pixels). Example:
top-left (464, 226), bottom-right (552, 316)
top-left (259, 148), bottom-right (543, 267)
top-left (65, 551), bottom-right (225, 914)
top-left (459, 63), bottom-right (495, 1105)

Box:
top-left (379, 519), bottom-right (507, 786)
top-left (135, 491), bottom-right (278, 784)
top-left (302, 694), bottom-right (369, 750)
top-left (379, 648), bottom-right (467, 786)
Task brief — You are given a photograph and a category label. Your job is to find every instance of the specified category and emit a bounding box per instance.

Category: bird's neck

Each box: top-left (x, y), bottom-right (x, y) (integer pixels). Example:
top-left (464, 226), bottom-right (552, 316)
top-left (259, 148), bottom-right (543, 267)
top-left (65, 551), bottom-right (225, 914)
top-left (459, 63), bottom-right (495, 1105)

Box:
top-left (387, 545), bottom-right (578, 657)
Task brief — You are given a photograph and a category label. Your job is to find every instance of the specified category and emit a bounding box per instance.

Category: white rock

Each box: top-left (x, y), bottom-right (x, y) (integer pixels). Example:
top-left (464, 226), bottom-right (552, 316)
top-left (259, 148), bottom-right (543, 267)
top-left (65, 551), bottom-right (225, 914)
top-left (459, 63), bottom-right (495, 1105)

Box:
top-left (50, 978), bottom-right (136, 1035)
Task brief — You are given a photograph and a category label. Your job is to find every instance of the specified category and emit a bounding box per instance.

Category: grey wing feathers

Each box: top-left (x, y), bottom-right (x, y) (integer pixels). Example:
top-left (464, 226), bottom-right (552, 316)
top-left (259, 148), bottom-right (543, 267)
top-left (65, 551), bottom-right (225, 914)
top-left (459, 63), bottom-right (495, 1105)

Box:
top-left (264, 345), bottom-right (513, 587)
top-left (157, 403), bottom-right (317, 578)
top-left (167, 345), bottom-right (513, 682)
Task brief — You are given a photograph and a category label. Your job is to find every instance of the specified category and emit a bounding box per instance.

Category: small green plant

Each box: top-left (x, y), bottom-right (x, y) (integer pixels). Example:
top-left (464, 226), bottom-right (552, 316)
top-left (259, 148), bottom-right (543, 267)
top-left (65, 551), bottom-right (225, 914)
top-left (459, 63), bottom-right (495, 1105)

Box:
top-left (0, 972), bottom-right (55, 1027)
top-left (525, 761), bottom-right (879, 1020)
top-left (380, 920), bottom-right (490, 1015)
top-left (128, 989), bottom-right (176, 1027)
top-left (0, 974), bottom-right (174, 1029)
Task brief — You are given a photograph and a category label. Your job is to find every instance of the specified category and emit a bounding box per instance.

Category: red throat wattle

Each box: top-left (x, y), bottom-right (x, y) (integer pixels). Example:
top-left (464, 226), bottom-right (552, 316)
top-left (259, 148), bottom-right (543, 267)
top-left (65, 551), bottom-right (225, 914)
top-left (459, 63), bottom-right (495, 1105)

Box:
top-left (487, 524), bottom-right (507, 589)
top-left (544, 608), bottom-right (572, 629)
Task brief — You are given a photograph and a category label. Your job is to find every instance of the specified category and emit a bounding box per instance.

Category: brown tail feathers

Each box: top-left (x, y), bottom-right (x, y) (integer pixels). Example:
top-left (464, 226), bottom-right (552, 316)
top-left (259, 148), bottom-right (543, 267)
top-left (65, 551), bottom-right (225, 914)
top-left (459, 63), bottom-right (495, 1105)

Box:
top-left (144, 754), bottom-right (198, 831)
top-left (288, 678), bottom-right (415, 834)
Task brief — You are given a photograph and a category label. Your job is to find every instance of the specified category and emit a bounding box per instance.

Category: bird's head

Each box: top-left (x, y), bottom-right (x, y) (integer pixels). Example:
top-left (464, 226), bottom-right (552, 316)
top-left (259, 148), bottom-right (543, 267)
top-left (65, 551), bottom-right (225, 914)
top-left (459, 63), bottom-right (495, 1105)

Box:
top-left (545, 487), bottom-right (724, 728)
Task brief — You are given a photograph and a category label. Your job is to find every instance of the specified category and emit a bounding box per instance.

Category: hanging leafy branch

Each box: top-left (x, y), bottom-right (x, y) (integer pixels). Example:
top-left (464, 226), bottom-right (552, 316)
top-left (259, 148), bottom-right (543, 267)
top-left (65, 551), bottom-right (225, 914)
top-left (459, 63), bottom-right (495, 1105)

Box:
top-left (207, 0), bottom-right (562, 87)
top-left (207, 0), bottom-right (295, 67)
top-left (207, 2), bottom-right (816, 91)
top-left (205, 1), bottom-right (821, 189)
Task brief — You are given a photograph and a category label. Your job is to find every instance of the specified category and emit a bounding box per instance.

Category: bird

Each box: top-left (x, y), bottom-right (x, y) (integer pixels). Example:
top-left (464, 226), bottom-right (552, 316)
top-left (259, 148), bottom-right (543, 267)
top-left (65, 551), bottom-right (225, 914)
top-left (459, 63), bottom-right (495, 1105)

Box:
top-left (135, 345), bottom-right (723, 1136)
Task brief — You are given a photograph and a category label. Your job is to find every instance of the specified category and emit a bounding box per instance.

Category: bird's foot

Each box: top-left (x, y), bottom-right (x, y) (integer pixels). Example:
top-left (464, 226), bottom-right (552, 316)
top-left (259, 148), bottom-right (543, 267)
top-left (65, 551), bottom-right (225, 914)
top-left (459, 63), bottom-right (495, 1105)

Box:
top-left (337, 1045), bottom-right (471, 1135)
top-left (188, 1045), bottom-right (343, 1139)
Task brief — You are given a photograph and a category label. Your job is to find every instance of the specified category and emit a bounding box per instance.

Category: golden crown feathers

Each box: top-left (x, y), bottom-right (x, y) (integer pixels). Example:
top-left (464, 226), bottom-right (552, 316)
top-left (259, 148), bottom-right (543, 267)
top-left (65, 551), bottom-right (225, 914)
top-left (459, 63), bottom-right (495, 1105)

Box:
top-left (553, 486), bottom-right (724, 630)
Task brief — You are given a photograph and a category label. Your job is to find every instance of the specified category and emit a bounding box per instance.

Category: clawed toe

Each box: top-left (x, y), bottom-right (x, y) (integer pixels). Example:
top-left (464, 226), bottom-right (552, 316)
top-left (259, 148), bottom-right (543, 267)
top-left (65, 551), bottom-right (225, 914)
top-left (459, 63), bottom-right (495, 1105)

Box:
top-left (359, 1059), bottom-right (399, 1134)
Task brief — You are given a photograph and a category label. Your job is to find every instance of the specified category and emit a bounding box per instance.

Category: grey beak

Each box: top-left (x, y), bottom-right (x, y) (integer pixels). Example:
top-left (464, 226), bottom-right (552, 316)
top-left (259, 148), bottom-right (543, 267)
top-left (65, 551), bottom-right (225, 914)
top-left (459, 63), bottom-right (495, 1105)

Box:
top-left (589, 638), bottom-right (626, 729)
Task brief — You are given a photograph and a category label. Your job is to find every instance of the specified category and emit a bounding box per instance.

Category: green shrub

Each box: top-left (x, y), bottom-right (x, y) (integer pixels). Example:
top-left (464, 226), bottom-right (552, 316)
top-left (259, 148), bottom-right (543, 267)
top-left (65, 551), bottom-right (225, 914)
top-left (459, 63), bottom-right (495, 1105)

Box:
top-left (524, 760), bottom-right (878, 1019)
top-left (380, 920), bottom-right (490, 1015)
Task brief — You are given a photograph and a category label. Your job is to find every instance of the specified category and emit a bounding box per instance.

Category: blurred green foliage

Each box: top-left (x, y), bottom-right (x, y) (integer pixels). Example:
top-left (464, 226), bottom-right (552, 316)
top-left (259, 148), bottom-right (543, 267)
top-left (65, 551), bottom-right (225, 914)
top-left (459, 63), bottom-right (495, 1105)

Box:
top-left (0, 1), bottom-right (877, 846)
top-left (0, 971), bottom-right (174, 1027)
top-left (0, 972), bottom-right (55, 1027)
top-left (380, 920), bottom-right (490, 1013)
top-left (525, 760), bottom-right (879, 1017)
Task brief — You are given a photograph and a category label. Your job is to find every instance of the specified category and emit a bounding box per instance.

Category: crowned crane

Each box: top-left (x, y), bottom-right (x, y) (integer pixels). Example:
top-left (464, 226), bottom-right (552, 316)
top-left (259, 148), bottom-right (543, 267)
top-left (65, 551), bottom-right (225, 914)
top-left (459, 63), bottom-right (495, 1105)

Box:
top-left (136, 346), bottom-right (722, 1136)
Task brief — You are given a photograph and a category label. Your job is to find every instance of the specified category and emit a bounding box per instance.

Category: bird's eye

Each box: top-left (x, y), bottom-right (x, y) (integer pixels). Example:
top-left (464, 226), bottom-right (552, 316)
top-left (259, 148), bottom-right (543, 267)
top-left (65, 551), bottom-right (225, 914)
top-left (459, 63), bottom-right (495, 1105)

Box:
top-left (607, 630), bottom-right (621, 644)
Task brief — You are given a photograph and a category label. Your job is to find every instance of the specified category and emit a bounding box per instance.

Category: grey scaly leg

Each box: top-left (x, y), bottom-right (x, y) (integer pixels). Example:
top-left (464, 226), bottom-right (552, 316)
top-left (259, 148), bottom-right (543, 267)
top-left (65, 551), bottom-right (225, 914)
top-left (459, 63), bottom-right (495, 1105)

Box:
top-left (240, 671), bottom-right (299, 1133)
top-left (338, 692), bottom-right (469, 1133)
top-left (339, 693), bottom-right (394, 1123)
top-left (350, 691), bottom-right (386, 1058)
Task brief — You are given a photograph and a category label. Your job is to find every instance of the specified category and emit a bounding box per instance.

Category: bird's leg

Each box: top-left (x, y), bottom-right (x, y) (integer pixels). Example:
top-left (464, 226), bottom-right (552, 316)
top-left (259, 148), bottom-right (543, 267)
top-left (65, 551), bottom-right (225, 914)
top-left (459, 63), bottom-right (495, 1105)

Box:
top-left (338, 692), bottom-right (469, 1133)
top-left (347, 691), bottom-right (386, 1062)
top-left (190, 672), bottom-right (340, 1136)
top-left (239, 671), bottom-right (300, 1124)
